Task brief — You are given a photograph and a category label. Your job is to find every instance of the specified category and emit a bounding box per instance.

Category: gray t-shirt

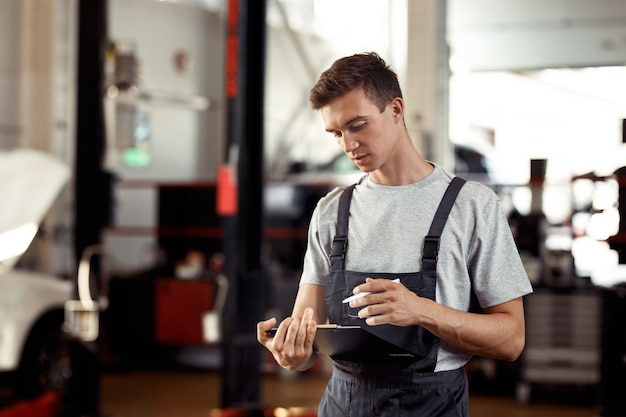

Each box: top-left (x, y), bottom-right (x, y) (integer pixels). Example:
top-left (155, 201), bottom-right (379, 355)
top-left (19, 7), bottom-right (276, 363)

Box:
top-left (300, 164), bottom-right (533, 372)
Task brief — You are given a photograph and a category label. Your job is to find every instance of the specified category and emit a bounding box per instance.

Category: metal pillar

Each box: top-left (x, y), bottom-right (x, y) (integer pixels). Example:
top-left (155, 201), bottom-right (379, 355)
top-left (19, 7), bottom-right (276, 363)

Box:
top-left (75, 0), bottom-right (110, 263)
top-left (220, 0), bottom-right (267, 409)
top-left (73, 1), bottom-right (109, 416)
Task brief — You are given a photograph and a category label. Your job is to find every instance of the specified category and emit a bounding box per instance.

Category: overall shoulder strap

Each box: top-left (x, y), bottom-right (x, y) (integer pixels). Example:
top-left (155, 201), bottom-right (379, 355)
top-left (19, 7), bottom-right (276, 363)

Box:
top-left (330, 184), bottom-right (356, 271)
top-left (422, 176), bottom-right (466, 272)
top-left (331, 177), bottom-right (466, 272)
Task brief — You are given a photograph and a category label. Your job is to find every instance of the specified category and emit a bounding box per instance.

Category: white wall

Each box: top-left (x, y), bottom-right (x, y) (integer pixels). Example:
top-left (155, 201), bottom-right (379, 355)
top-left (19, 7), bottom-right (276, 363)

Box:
top-left (448, 0), bottom-right (626, 71)
top-left (450, 71), bottom-right (622, 184)
top-left (108, 0), bottom-right (225, 181)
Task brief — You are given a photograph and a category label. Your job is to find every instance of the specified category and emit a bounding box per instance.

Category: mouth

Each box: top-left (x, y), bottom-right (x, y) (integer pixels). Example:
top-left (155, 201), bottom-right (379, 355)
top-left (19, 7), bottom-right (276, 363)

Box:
top-left (351, 154), bottom-right (369, 167)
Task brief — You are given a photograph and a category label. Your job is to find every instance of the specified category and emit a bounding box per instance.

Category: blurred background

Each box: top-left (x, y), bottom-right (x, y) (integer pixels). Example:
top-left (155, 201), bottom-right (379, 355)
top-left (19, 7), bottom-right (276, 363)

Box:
top-left (1, 0), bottom-right (626, 416)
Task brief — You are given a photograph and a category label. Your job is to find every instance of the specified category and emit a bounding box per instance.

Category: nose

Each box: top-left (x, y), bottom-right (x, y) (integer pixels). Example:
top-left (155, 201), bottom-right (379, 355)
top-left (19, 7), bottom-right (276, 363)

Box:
top-left (340, 134), bottom-right (359, 153)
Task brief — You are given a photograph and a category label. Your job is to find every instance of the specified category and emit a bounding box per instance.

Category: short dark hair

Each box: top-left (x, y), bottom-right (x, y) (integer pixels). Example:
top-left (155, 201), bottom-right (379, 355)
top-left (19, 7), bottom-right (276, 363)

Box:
top-left (309, 52), bottom-right (402, 112)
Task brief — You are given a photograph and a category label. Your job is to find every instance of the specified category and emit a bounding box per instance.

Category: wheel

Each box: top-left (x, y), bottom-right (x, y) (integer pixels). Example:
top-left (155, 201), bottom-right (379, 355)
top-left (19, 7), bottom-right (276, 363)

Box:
top-left (14, 312), bottom-right (73, 399)
top-left (14, 311), bottom-right (100, 417)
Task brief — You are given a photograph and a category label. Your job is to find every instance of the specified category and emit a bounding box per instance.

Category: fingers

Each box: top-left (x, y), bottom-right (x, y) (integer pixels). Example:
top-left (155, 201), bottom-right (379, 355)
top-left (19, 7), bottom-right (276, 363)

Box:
top-left (258, 317), bottom-right (276, 332)
top-left (284, 307), bottom-right (315, 350)
top-left (300, 307), bottom-right (317, 348)
top-left (349, 278), bottom-right (406, 325)
top-left (356, 277), bottom-right (400, 293)
top-left (258, 309), bottom-right (317, 371)
top-left (269, 317), bottom-right (294, 352)
top-left (349, 278), bottom-right (402, 306)
top-left (257, 317), bottom-right (277, 344)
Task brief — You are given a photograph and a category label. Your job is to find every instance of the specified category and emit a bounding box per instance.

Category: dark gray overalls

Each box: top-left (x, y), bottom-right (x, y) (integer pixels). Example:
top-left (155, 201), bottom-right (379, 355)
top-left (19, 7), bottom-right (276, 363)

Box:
top-left (319, 177), bottom-right (469, 417)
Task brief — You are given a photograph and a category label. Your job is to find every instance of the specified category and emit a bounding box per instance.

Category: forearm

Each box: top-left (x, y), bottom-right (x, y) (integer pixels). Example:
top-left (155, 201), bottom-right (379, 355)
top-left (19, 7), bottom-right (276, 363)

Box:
top-left (351, 279), bottom-right (527, 361)
top-left (417, 298), bottom-right (525, 361)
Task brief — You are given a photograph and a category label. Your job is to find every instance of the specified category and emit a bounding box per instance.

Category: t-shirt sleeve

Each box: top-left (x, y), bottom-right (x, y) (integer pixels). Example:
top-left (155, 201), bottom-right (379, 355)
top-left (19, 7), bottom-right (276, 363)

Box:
top-left (299, 203), bottom-right (330, 287)
top-left (468, 192), bottom-right (533, 309)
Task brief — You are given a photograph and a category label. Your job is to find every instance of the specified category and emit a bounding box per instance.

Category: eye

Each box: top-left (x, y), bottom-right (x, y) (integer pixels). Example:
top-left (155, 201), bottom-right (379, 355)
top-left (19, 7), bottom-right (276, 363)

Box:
top-left (328, 130), bottom-right (342, 139)
top-left (349, 120), bottom-right (367, 132)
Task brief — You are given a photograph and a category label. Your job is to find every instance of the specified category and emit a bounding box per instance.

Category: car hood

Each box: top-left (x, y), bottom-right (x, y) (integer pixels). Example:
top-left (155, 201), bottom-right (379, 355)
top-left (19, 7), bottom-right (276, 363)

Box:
top-left (0, 148), bottom-right (70, 273)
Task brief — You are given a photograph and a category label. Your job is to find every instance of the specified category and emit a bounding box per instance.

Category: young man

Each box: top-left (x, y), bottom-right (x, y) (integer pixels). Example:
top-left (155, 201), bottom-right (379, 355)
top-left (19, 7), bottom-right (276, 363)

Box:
top-left (257, 52), bottom-right (532, 416)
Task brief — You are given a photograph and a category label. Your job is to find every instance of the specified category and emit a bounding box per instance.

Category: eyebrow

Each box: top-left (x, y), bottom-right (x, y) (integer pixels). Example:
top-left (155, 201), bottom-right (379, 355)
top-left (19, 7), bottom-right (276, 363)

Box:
top-left (325, 115), bottom-right (367, 133)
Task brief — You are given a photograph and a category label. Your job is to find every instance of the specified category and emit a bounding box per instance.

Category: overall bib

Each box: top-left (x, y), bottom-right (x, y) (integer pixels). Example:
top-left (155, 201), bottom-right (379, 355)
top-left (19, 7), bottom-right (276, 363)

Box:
top-left (319, 177), bottom-right (469, 417)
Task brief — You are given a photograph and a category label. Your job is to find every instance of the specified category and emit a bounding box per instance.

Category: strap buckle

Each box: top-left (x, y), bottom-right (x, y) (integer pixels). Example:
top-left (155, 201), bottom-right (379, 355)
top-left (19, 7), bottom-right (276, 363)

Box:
top-left (422, 235), bottom-right (440, 261)
top-left (331, 236), bottom-right (348, 259)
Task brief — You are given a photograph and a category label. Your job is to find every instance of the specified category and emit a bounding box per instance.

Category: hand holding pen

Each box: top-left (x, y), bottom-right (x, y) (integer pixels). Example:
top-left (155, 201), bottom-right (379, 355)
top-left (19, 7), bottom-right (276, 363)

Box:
top-left (342, 278), bottom-right (401, 303)
top-left (343, 277), bottom-right (429, 328)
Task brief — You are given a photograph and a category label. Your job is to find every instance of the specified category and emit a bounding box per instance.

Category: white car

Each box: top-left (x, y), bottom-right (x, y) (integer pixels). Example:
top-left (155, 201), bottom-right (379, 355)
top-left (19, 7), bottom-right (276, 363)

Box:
top-left (0, 149), bottom-right (78, 401)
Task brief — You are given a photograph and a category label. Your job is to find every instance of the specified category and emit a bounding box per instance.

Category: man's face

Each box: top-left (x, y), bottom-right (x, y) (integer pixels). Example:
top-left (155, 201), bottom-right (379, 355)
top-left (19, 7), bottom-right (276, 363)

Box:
top-left (321, 88), bottom-right (398, 173)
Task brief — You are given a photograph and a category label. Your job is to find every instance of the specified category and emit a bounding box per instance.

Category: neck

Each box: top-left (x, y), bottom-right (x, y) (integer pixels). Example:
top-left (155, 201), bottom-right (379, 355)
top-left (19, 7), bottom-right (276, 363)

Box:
top-left (370, 148), bottom-right (434, 186)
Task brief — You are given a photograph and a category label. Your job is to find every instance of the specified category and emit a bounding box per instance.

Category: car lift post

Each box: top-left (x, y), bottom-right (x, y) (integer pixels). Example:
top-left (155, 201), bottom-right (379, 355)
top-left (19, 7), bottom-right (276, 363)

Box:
top-left (220, 0), bottom-right (267, 410)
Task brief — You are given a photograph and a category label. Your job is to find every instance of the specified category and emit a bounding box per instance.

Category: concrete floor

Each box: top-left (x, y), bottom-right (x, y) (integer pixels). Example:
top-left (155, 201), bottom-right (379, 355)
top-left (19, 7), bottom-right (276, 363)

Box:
top-left (99, 369), bottom-right (601, 417)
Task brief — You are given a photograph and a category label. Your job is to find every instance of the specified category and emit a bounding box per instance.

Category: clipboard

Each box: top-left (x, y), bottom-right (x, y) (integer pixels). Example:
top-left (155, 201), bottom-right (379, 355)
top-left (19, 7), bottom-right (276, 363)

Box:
top-left (267, 324), bottom-right (415, 359)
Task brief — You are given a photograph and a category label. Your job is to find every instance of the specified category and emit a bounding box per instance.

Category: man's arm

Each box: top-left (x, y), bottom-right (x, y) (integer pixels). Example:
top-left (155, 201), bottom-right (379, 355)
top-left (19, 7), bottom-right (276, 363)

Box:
top-left (257, 284), bottom-right (327, 371)
top-left (291, 283), bottom-right (328, 324)
top-left (420, 297), bottom-right (525, 361)
top-left (348, 278), bottom-right (525, 361)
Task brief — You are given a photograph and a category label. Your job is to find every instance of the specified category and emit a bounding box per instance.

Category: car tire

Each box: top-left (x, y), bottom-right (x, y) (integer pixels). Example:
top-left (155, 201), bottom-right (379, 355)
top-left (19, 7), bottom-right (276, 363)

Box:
top-left (14, 311), bottom-right (72, 399)
top-left (14, 310), bottom-right (99, 416)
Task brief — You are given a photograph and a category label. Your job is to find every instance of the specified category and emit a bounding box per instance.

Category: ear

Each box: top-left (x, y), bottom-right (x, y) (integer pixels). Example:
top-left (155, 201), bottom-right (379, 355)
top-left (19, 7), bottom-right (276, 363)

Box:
top-left (390, 97), bottom-right (404, 121)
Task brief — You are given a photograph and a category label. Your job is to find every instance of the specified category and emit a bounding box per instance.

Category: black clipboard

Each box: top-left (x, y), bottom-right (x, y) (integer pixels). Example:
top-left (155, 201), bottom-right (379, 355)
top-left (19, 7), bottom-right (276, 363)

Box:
top-left (267, 324), bottom-right (415, 359)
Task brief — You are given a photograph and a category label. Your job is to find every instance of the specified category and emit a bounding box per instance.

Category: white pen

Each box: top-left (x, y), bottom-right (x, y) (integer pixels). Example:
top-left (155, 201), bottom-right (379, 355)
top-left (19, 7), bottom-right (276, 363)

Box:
top-left (341, 278), bottom-right (400, 304)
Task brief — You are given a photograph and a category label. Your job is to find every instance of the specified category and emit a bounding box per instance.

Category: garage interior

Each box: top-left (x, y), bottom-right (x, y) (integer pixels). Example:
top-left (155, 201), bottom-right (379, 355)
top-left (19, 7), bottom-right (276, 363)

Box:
top-left (1, 0), bottom-right (626, 416)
